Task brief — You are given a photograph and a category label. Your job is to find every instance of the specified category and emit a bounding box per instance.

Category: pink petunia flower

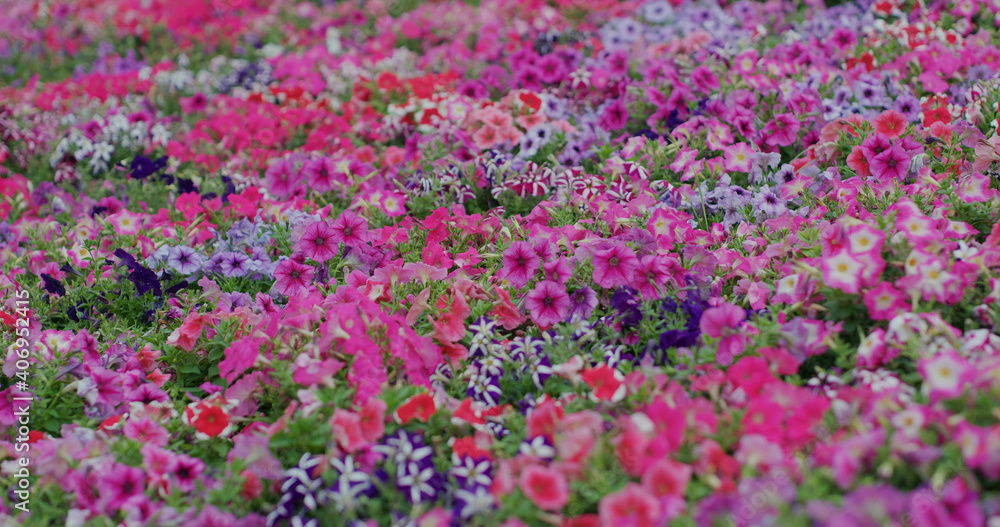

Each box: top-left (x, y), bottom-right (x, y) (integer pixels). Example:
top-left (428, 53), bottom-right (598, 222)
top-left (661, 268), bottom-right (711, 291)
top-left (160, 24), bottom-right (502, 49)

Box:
top-left (359, 398), bottom-right (387, 442)
top-left (762, 113), bottom-right (800, 147)
top-left (500, 241), bottom-right (540, 290)
top-left (123, 416), bottom-right (169, 447)
top-left (331, 210), bottom-right (370, 247)
top-left (591, 243), bottom-right (639, 289)
top-left (918, 350), bottom-right (972, 402)
top-left (742, 398), bottom-right (784, 440)
top-left (873, 109), bottom-right (907, 139)
top-left (722, 142), bottom-right (754, 173)
top-left (380, 192), bottom-right (407, 216)
top-left (641, 458), bottom-right (691, 497)
top-left (101, 463), bottom-right (147, 513)
top-left (869, 145), bottom-right (910, 182)
top-left (699, 301), bottom-right (747, 365)
top-left (264, 158), bottom-right (299, 197)
top-left (862, 281), bottom-right (907, 321)
top-left (599, 483), bottom-right (662, 526)
top-left (299, 221), bottom-right (339, 262)
top-left (331, 408), bottom-right (368, 452)
top-left (165, 311), bottom-right (211, 352)
top-left (525, 280), bottom-right (570, 327)
top-left (846, 145), bottom-right (872, 178)
top-left (108, 209), bottom-right (142, 236)
top-left (301, 157), bottom-right (340, 193)
top-left (520, 464), bottom-right (569, 511)
top-left (600, 98), bottom-right (629, 131)
top-left (845, 224), bottom-right (885, 255)
top-left (273, 259), bottom-right (315, 296)
top-left (631, 255), bottom-right (672, 300)
top-left (820, 250), bottom-right (864, 294)
top-left (218, 335), bottom-right (264, 383)
top-left (856, 328), bottom-right (896, 370)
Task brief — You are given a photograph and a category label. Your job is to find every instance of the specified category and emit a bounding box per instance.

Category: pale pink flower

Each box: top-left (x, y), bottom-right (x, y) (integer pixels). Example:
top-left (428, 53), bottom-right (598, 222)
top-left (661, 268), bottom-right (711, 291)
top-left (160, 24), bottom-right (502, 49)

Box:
top-left (820, 250), bottom-right (864, 294)
top-left (108, 209), bottom-right (142, 236)
top-left (919, 351), bottom-right (972, 402)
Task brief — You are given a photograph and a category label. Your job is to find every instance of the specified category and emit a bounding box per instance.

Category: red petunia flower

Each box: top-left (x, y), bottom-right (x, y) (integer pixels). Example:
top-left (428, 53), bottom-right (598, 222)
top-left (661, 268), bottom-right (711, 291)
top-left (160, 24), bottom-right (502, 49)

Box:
top-left (395, 393), bottom-right (436, 424)
top-left (581, 365), bottom-right (625, 402)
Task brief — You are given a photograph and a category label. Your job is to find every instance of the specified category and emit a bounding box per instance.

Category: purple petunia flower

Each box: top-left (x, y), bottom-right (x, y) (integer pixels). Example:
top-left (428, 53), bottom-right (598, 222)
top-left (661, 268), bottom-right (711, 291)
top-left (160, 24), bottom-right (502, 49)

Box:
top-left (567, 286), bottom-right (598, 321)
top-left (752, 187), bottom-right (787, 218)
top-left (218, 251), bottom-right (252, 278)
top-left (166, 245), bottom-right (203, 275)
top-left (467, 373), bottom-right (502, 406)
top-left (893, 92), bottom-right (922, 123)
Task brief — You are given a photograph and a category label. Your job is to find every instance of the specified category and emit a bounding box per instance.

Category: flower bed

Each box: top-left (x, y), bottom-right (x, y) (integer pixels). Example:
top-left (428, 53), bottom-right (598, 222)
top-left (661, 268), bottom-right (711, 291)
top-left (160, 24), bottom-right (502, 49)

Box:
top-left (3, 0), bottom-right (1000, 525)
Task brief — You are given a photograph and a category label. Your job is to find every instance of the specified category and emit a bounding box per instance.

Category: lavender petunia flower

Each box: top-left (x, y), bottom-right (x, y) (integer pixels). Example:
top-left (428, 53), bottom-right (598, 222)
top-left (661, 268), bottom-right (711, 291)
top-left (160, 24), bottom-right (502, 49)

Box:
top-left (752, 187), bottom-right (787, 218)
top-left (166, 245), bottom-right (204, 275)
top-left (219, 251), bottom-right (252, 278)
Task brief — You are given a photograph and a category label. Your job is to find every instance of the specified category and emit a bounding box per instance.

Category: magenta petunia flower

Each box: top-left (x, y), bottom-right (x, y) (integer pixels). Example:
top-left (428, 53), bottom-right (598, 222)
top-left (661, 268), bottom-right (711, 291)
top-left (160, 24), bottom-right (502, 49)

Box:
top-left (631, 255), bottom-right (671, 300)
top-left (525, 280), bottom-right (570, 327)
top-left (700, 301), bottom-right (748, 365)
top-left (762, 112), bottom-right (800, 147)
top-left (869, 145), bottom-right (910, 182)
top-left (301, 157), bottom-right (340, 193)
top-left (600, 98), bottom-right (629, 131)
top-left (536, 54), bottom-right (568, 84)
top-left (264, 158), bottom-right (299, 198)
top-left (500, 241), bottom-right (541, 290)
top-left (591, 243), bottom-right (639, 289)
top-left (102, 463), bottom-right (146, 512)
top-left (860, 132), bottom-right (891, 161)
top-left (299, 221), bottom-right (338, 261)
top-left (273, 259), bottom-right (315, 296)
top-left (330, 210), bottom-right (370, 247)
top-left (123, 416), bottom-right (170, 447)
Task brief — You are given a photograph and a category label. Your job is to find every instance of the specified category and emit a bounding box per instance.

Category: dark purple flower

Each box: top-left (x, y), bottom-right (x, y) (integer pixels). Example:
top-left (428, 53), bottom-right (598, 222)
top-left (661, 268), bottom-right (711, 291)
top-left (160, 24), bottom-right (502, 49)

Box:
top-left (611, 287), bottom-right (642, 328)
top-left (40, 273), bottom-right (66, 297)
